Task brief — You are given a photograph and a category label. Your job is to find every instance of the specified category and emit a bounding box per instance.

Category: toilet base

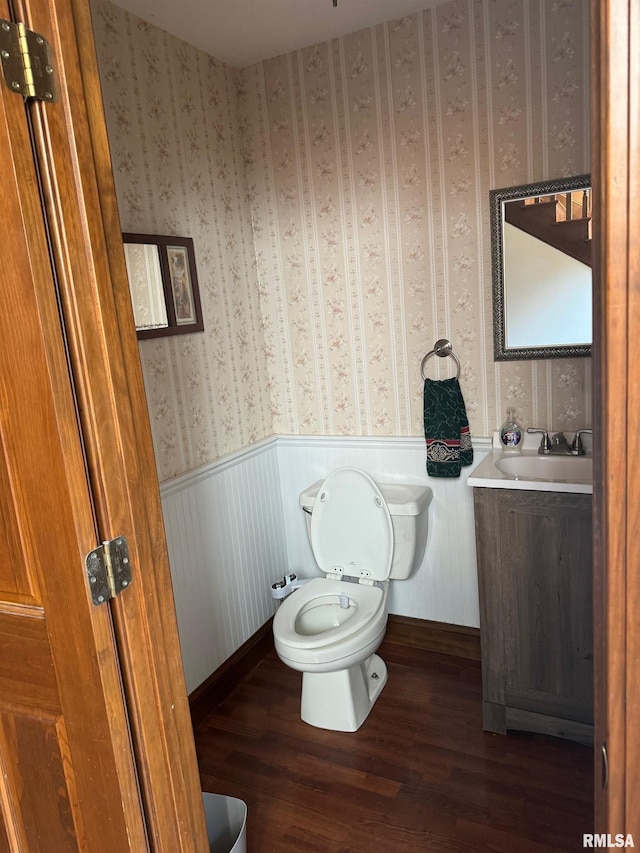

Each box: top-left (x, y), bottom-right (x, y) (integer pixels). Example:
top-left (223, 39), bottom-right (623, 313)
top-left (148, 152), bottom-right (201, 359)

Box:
top-left (300, 653), bottom-right (388, 732)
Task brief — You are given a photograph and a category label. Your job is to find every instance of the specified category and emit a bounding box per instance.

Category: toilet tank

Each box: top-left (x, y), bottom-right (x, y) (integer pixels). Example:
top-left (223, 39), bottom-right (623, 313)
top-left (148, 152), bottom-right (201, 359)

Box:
top-left (299, 479), bottom-right (432, 579)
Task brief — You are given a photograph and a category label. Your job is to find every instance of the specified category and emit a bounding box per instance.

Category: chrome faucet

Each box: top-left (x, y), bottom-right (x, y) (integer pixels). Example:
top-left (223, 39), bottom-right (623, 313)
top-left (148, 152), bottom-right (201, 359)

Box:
top-left (527, 427), bottom-right (592, 456)
top-left (527, 428), bottom-right (552, 454)
top-left (549, 432), bottom-right (572, 454)
top-left (571, 428), bottom-right (592, 456)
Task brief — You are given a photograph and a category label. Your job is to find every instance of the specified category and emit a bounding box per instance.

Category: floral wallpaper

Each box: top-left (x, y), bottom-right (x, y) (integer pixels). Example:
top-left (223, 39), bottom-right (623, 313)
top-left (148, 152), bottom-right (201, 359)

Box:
top-left (92, 0), bottom-right (272, 480)
top-left (94, 0), bottom-right (591, 481)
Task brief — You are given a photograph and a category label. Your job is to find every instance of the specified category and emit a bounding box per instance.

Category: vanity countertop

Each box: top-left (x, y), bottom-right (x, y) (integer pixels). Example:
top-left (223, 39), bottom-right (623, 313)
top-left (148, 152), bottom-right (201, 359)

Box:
top-left (467, 431), bottom-right (593, 494)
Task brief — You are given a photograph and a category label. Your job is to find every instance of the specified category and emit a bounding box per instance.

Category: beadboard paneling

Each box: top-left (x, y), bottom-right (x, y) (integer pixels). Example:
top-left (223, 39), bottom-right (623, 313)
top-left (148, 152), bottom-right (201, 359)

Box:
top-left (161, 434), bottom-right (487, 691)
top-left (161, 438), bottom-right (286, 693)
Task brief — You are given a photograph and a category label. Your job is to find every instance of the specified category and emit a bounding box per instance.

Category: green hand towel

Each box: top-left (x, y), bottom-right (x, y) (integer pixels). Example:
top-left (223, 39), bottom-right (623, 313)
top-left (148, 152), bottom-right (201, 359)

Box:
top-left (423, 377), bottom-right (473, 477)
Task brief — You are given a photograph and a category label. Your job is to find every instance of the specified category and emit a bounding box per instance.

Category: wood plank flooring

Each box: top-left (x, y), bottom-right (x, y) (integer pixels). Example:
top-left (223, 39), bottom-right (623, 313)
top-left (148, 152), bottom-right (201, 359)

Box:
top-left (195, 633), bottom-right (593, 852)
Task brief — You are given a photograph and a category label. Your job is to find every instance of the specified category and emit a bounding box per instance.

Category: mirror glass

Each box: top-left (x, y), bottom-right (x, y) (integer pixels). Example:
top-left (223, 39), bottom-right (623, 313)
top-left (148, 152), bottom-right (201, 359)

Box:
top-left (490, 174), bottom-right (592, 360)
top-left (123, 242), bottom-right (168, 331)
top-left (122, 233), bottom-right (204, 340)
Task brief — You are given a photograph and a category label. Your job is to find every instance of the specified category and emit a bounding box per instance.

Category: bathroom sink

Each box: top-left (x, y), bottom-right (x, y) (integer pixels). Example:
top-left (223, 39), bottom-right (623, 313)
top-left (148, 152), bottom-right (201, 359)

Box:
top-left (495, 453), bottom-right (593, 482)
top-left (467, 442), bottom-right (593, 494)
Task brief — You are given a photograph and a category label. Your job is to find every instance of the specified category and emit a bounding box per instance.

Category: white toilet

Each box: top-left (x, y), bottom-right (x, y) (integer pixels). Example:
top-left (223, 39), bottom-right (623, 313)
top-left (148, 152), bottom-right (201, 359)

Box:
top-left (273, 467), bottom-right (432, 732)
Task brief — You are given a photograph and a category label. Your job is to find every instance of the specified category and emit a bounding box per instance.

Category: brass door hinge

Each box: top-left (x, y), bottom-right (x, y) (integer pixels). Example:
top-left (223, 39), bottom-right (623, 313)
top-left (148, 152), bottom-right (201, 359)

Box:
top-left (85, 537), bottom-right (132, 605)
top-left (0, 19), bottom-right (56, 101)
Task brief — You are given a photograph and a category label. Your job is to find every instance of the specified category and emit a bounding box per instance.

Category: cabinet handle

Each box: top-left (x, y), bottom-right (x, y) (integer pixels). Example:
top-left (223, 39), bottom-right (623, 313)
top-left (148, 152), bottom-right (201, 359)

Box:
top-left (601, 743), bottom-right (609, 789)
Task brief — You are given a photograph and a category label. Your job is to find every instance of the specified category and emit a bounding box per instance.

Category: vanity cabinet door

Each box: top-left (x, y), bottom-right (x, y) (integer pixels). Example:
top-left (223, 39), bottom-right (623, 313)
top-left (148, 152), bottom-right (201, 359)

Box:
top-left (473, 488), bottom-right (593, 744)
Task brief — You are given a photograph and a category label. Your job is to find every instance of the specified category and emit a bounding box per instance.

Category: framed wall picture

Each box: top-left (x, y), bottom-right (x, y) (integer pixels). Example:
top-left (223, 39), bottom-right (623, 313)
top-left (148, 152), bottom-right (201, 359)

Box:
top-left (122, 233), bottom-right (204, 339)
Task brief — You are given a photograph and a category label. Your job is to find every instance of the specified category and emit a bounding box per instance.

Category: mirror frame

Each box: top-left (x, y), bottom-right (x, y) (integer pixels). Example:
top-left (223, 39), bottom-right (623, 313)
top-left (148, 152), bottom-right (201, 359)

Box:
top-left (122, 233), bottom-right (204, 340)
top-left (490, 174), bottom-right (592, 361)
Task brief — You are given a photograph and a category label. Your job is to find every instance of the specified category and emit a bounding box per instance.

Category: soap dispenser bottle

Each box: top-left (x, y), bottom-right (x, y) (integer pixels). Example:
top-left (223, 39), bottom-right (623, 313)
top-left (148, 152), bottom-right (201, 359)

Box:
top-left (500, 408), bottom-right (522, 451)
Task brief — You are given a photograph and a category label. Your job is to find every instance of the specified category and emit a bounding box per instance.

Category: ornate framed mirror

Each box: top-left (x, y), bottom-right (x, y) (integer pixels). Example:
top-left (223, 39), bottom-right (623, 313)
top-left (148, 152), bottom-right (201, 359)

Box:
top-left (490, 174), bottom-right (591, 360)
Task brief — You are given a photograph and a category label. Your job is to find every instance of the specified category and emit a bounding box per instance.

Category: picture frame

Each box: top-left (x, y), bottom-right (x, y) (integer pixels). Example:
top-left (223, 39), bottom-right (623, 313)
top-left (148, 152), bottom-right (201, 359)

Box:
top-left (122, 233), bottom-right (204, 339)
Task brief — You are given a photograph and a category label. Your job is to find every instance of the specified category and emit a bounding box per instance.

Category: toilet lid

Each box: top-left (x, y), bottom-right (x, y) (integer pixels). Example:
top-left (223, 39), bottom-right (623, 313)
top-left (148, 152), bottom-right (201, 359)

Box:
top-left (310, 468), bottom-right (393, 582)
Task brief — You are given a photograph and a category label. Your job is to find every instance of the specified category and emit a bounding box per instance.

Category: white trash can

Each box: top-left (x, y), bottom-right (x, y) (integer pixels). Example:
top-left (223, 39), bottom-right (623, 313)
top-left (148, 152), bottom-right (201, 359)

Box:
top-left (202, 792), bottom-right (247, 853)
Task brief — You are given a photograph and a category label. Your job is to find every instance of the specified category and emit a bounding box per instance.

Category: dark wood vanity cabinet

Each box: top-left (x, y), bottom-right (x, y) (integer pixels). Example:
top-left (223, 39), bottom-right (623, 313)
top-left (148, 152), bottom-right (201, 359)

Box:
top-left (473, 488), bottom-right (593, 745)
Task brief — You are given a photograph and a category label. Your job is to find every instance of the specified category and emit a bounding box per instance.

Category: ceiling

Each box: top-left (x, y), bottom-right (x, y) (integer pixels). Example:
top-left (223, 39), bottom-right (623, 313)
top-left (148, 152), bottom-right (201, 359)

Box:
top-left (108, 0), bottom-right (452, 68)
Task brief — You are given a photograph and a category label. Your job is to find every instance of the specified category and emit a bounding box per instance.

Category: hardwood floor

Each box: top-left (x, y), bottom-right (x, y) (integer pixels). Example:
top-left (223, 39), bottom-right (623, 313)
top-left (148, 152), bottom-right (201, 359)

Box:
top-left (195, 632), bottom-right (593, 852)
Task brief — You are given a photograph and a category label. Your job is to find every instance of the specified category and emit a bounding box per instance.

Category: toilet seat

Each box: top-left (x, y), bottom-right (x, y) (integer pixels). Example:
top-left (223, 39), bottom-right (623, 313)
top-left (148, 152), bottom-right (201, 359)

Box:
top-left (273, 577), bottom-right (386, 652)
top-left (310, 468), bottom-right (393, 583)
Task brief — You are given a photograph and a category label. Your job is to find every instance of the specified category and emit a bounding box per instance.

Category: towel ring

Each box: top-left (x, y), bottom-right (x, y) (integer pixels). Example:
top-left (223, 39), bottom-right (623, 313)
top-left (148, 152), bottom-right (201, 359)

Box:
top-left (420, 338), bottom-right (461, 380)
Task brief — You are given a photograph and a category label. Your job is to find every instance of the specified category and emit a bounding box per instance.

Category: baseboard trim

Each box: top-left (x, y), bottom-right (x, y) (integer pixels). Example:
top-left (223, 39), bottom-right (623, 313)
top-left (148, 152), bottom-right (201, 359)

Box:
top-left (385, 614), bottom-right (481, 660)
top-left (189, 617), bottom-right (274, 729)
top-left (188, 614), bottom-right (480, 728)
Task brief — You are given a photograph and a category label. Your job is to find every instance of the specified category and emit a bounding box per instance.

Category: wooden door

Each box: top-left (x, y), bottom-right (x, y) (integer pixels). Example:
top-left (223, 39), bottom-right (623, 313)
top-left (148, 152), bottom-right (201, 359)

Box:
top-left (0, 0), bottom-right (209, 849)
top-left (0, 9), bottom-right (148, 850)
top-left (591, 0), bottom-right (640, 838)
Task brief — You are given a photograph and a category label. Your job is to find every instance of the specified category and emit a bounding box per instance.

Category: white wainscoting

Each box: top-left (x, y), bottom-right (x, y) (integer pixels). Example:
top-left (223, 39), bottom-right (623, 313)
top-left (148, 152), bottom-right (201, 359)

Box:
top-left (160, 434), bottom-right (490, 693)
top-left (160, 437), bottom-right (286, 693)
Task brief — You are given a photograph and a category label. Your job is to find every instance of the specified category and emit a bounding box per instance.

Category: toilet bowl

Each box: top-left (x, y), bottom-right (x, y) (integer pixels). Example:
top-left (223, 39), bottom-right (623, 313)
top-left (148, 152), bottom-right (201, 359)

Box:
top-left (274, 576), bottom-right (388, 671)
top-left (273, 467), bottom-right (431, 732)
